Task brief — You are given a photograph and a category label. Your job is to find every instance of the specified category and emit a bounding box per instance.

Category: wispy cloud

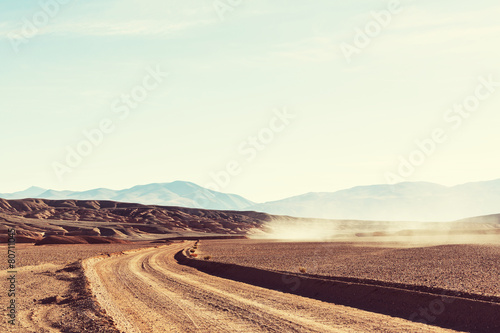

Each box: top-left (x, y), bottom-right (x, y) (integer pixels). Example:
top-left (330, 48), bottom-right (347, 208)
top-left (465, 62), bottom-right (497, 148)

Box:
top-left (0, 18), bottom-right (214, 39)
top-left (268, 37), bottom-right (340, 63)
top-left (50, 18), bottom-right (214, 37)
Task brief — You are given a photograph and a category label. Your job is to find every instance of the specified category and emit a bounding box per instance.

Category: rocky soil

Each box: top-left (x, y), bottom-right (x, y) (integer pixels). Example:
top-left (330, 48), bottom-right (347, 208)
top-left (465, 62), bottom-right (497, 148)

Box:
top-left (198, 240), bottom-right (500, 298)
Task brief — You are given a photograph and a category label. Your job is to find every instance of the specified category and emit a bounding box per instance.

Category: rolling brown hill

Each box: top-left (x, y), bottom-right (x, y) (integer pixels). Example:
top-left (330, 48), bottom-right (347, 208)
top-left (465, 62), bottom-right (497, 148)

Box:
top-left (1, 198), bottom-right (498, 245)
top-left (0, 198), bottom-right (274, 243)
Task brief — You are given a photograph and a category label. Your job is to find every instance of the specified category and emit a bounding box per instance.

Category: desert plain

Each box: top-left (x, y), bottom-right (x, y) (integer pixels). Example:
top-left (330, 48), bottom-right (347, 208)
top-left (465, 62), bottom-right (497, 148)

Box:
top-left (1, 198), bottom-right (500, 332)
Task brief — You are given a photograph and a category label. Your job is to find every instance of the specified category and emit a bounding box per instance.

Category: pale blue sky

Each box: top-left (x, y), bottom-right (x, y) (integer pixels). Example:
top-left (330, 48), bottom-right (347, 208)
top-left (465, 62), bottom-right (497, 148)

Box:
top-left (1, 0), bottom-right (499, 202)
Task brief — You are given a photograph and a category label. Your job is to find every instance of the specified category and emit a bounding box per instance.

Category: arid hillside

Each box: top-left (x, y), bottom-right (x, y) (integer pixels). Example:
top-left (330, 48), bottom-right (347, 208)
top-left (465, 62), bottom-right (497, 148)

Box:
top-left (1, 198), bottom-right (499, 245)
top-left (0, 198), bottom-right (273, 243)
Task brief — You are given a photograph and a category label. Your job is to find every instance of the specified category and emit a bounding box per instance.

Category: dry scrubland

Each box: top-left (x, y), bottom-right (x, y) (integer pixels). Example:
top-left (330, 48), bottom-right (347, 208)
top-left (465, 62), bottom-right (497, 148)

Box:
top-left (198, 240), bottom-right (500, 298)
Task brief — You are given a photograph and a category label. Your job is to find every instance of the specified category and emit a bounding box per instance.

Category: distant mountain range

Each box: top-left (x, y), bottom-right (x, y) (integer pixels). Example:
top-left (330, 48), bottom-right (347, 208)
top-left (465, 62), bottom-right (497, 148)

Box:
top-left (1, 179), bottom-right (500, 222)
top-left (249, 180), bottom-right (500, 222)
top-left (0, 182), bottom-right (254, 211)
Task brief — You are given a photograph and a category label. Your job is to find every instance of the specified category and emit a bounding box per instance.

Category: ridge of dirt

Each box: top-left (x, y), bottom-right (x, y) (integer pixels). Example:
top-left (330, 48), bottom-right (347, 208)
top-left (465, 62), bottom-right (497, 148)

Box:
top-left (34, 235), bottom-right (132, 245)
top-left (39, 261), bottom-right (121, 333)
top-left (178, 242), bottom-right (500, 332)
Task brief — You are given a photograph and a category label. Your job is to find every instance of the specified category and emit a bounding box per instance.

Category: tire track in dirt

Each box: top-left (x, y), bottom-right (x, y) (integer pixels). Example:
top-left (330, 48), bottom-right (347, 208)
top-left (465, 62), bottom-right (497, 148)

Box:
top-left (145, 249), bottom-right (345, 332)
top-left (84, 242), bottom-right (461, 333)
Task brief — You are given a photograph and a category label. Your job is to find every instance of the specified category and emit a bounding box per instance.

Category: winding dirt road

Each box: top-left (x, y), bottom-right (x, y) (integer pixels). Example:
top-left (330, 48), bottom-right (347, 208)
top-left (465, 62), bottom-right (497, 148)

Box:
top-left (83, 242), bottom-right (459, 333)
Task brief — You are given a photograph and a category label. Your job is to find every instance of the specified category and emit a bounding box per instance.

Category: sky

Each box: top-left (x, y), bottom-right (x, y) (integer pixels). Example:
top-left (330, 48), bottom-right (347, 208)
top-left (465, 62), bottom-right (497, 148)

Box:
top-left (1, 0), bottom-right (499, 202)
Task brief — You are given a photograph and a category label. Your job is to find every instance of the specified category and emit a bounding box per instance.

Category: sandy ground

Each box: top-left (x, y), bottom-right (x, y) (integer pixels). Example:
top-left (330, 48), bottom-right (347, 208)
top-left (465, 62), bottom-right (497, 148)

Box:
top-left (198, 239), bottom-right (500, 298)
top-left (1, 238), bottom-right (492, 332)
top-left (0, 243), bottom-right (155, 332)
top-left (83, 241), bottom-right (460, 333)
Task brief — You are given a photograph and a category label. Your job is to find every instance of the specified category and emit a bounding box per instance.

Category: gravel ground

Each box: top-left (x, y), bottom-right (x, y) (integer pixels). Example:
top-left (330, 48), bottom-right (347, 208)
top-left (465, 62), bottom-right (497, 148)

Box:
top-left (0, 243), bottom-right (156, 332)
top-left (198, 240), bottom-right (500, 297)
top-left (83, 242), bottom-right (458, 333)
top-left (5, 243), bottom-right (156, 268)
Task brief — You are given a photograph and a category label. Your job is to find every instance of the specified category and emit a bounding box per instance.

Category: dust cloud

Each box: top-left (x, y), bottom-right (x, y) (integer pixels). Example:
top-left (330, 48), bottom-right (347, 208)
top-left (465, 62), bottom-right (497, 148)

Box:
top-left (248, 215), bottom-right (500, 246)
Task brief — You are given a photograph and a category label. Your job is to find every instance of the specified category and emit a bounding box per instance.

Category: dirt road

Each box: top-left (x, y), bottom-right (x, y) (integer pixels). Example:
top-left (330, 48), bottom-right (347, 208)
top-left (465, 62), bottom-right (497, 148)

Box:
top-left (83, 242), bottom-right (459, 333)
